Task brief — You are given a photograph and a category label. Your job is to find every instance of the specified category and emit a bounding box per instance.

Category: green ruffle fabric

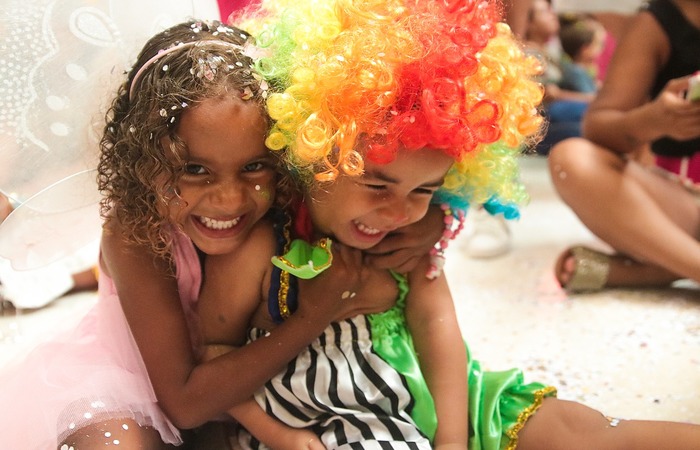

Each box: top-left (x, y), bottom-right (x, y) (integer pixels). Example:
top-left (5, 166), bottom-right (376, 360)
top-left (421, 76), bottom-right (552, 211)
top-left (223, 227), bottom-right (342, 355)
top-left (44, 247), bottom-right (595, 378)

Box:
top-left (271, 238), bottom-right (333, 279)
top-left (368, 272), bottom-right (557, 450)
top-left (272, 246), bottom-right (557, 449)
top-left (367, 272), bottom-right (438, 438)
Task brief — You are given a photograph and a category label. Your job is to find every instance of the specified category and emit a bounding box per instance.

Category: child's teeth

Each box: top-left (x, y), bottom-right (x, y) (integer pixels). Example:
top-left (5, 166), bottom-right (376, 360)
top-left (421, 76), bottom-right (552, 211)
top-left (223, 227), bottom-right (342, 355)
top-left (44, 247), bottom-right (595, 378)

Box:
top-left (199, 216), bottom-right (240, 230)
top-left (355, 221), bottom-right (380, 235)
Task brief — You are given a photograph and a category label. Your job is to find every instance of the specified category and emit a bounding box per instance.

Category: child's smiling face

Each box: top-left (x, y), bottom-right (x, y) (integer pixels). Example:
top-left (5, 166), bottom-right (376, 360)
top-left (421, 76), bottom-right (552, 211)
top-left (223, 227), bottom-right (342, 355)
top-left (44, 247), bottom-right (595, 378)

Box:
top-left (165, 96), bottom-right (276, 256)
top-left (307, 147), bottom-right (453, 249)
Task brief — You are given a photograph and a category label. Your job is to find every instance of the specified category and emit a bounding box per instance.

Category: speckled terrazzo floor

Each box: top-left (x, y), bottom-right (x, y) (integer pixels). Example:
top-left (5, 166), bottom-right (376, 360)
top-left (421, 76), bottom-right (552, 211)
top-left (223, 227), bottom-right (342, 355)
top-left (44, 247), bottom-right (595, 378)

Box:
top-left (448, 155), bottom-right (700, 424)
top-left (2, 155), bottom-right (699, 424)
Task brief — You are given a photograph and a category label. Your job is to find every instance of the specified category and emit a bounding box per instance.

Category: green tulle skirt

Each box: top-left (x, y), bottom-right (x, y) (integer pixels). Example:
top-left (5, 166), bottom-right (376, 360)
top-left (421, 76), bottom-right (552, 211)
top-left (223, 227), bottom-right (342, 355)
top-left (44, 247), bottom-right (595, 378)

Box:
top-left (368, 273), bottom-right (556, 450)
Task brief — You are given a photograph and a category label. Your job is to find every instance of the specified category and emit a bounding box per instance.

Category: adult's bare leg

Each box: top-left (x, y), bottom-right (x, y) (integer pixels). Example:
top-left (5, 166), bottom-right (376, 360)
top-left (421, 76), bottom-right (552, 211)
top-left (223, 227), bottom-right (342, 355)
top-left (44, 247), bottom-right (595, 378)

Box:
top-left (548, 138), bottom-right (700, 285)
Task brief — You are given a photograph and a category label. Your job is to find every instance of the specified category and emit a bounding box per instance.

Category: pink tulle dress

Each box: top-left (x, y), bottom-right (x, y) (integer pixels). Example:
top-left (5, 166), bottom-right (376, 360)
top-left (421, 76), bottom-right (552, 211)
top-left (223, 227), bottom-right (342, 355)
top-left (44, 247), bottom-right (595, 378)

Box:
top-left (0, 230), bottom-right (201, 449)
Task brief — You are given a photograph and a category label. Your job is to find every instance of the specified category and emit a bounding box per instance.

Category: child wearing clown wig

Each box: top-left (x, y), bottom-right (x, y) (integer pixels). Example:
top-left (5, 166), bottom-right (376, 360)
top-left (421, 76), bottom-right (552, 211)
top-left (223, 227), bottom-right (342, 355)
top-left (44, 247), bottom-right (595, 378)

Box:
top-left (199, 0), bottom-right (700, 449)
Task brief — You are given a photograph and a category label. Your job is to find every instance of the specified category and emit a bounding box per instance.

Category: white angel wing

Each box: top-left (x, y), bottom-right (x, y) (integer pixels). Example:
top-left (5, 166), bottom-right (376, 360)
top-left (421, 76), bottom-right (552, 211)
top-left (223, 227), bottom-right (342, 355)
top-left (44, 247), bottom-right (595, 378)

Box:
top-left (0, 170), bottom-right (100, 271)
top-left (0, 0), bottom-right (219, 270)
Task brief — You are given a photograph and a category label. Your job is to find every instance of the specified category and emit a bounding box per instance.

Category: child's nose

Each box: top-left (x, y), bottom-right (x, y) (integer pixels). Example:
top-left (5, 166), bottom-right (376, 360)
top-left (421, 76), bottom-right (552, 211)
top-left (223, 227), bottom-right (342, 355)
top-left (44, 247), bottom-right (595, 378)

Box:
top-left (210, 179), bottom-right (246, 205)
top-left (379, 199), bottom-right (411, 227)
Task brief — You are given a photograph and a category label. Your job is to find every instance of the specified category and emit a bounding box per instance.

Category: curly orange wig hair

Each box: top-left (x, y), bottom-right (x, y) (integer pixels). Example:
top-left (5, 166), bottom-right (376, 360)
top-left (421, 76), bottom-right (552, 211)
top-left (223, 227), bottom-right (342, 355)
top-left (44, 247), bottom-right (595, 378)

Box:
top-left (239, 0), bottom-right (544, 212)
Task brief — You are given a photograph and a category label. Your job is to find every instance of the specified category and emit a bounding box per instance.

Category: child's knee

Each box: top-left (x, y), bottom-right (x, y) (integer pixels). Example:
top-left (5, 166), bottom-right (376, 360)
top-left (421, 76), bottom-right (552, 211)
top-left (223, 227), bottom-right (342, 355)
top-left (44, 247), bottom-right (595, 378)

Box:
top-left (60, 419), bottom-right (172, 450)
top-left (517, 398), bottom-right (611, 450)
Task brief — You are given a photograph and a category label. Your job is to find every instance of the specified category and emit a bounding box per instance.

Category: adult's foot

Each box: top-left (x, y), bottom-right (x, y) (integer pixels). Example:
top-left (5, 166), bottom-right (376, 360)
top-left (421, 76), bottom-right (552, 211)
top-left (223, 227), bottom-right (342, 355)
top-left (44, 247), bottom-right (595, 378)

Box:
top-left (555, 246), bottom-right (680, 292)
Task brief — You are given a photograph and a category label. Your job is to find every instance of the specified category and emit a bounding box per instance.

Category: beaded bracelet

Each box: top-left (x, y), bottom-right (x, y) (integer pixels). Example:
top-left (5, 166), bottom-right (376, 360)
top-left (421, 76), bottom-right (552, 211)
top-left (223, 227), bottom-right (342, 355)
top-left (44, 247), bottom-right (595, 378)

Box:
top-left (426, 204), bottom-right (466, 280)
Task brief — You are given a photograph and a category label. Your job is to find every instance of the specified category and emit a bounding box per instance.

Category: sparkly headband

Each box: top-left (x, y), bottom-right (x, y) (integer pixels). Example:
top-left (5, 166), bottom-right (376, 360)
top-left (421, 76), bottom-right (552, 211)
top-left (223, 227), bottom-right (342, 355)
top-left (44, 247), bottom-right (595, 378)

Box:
top-left (128, 40), bottom-right (249, 101)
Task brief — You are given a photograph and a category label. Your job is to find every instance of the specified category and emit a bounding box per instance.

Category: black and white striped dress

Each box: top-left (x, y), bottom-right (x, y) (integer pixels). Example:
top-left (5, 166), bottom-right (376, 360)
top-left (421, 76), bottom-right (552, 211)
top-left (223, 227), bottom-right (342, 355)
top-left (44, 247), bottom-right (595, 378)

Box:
top-left (237, 315), bottom-right (432, 450)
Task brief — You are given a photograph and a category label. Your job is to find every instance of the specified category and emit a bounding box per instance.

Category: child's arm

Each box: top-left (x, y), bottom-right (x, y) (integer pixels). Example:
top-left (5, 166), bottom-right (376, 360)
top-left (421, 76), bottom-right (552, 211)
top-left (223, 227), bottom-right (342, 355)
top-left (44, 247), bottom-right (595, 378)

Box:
top-left (364, 203), bottom-right (443, 272)
top-left (199, 223), bottom-right (391, 449)
top-left (198, 222), bottom-right (324, 450)
top-left (101, 216), bottom-right (350, 429)
top-left (405, 256), bottom-right (469, 449)
top-left (201, 346), bottom-right (324, 450)
top-left (230, 400), bottom-right (324, 450)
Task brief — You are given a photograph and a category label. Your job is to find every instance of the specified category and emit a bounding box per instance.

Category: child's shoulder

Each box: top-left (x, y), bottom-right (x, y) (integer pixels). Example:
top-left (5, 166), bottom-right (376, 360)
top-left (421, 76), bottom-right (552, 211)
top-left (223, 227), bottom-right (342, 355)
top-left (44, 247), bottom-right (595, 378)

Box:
top-left (245, 216), bottom-right (278, 252)
top-left (207, 216), bottom-right (277, 272)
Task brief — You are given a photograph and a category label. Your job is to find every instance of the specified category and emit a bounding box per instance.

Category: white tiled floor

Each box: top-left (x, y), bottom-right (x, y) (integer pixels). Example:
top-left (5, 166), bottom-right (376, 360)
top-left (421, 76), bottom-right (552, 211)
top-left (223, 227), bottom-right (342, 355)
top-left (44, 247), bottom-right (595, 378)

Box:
top-left (2, 155), bottom-right (699, 424)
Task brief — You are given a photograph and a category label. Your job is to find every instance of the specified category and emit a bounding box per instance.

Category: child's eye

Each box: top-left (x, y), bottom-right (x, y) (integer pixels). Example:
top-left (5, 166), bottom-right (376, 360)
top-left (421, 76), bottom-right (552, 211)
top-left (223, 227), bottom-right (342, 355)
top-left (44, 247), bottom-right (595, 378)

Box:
top-left (414, 187), bottom-right (437, 196)
top-left (363, 183), bottom-right (387, 191)
top-left (243, 161), bottom-right (266, 172)
top-left (184, 163), bottom-right (207, 175)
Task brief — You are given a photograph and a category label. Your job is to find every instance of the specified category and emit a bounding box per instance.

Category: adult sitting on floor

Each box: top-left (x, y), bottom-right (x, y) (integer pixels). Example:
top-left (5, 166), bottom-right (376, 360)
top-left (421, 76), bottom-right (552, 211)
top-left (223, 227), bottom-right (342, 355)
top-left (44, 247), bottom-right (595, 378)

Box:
top-left (548, 0), bottom-right (700, 292)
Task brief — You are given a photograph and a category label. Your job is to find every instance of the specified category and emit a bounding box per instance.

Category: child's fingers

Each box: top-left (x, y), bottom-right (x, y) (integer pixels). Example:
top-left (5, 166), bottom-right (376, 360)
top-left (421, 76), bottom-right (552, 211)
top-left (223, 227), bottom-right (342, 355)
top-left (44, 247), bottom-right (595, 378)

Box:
top-left (365, 230), bottom-right (412, 255)
top-left (331, 241), bottom-right (364, 274)
top-left (365, 249), bottom-right (422, 272)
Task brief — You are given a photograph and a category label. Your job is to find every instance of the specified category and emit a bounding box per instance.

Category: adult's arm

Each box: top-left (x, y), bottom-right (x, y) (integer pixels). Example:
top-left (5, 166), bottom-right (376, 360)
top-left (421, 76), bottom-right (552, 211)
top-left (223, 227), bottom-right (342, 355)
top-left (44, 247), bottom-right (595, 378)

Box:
top-left (582, 10), bottom-right (700, 153)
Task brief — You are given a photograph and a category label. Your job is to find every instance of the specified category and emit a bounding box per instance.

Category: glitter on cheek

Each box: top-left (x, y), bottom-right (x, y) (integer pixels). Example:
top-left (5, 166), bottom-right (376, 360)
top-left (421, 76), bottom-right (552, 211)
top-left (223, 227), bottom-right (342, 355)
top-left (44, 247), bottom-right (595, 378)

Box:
top-left (105, 432), bottom-right (112, 438)
top-left (122, 423), bottom-right (129, 430)
top-left (113, 439), bottom-right (121, 445)
top-left (84, 412), bottom-right (93, 419)
top-left (255, 184), bottom-right (271, 200)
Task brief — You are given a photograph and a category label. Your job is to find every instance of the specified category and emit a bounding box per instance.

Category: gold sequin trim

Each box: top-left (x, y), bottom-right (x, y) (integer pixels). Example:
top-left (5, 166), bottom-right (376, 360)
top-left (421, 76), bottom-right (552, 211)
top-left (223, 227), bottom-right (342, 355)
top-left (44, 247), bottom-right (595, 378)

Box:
top-left (504, 386), bottom-right (557, 450)
top-left (278, 270), bottom-right (291, 319)
top-left (278, 217), bottom-right (292, 319)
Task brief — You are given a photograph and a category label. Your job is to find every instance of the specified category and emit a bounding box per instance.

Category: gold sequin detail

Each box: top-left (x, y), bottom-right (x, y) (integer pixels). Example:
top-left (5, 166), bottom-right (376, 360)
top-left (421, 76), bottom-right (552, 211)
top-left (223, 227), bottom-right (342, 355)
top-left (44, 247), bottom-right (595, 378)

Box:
top-left (504, 386), bottom-right (557, 450)
top-left (278, 217), bottom-right (292, 319)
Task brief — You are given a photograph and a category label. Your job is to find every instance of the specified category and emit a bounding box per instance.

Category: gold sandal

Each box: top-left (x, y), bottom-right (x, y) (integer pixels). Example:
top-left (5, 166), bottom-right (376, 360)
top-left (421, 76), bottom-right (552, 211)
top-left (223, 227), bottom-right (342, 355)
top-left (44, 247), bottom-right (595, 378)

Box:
top-left (557, 246), bottom-right (611, 292)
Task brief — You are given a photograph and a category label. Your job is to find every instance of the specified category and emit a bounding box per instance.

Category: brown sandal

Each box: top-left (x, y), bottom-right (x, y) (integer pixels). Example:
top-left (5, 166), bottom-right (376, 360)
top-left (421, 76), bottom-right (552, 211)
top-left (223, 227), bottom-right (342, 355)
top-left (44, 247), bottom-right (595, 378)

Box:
top-left (556, 246), bottom-right (611, 292)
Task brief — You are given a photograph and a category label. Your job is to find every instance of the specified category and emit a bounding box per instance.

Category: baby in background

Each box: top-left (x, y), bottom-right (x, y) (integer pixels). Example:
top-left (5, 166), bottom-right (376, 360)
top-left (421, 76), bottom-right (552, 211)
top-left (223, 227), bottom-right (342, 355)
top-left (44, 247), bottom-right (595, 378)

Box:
top-left (558, 13), bottom-right (606, 94)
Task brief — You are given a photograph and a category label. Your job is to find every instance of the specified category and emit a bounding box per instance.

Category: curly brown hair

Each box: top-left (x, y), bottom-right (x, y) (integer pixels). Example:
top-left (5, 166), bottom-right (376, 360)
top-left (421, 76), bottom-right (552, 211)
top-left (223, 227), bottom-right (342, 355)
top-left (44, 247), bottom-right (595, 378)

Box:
top-left (97, 19), bottom-right (275, 259)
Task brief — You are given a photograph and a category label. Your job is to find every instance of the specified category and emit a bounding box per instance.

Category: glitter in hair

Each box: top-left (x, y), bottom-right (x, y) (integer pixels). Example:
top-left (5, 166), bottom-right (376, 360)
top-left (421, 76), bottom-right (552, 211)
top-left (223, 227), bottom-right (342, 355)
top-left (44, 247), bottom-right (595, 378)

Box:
top-left (97, 20), bottom-right (270, 259)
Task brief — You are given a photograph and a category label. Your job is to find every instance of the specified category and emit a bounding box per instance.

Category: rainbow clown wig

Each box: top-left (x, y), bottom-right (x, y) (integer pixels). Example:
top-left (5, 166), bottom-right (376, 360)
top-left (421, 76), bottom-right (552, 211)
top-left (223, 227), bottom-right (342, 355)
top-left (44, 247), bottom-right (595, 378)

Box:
top-left (239, 0), bottom-right (544, 214)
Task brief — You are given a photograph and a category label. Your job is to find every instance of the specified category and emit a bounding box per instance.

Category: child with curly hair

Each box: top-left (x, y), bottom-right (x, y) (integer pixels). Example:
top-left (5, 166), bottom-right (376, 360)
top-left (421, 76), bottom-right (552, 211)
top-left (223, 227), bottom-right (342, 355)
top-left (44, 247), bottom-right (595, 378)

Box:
top-left (0, 18), bottom-right (421, 449)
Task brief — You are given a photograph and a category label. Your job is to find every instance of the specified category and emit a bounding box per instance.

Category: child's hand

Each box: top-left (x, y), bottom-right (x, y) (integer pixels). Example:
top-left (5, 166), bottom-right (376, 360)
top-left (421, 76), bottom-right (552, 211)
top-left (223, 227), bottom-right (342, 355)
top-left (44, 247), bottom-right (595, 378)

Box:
top-left (241, 412), bottom-right (325, 450)
top-left (297, 242), bottom-right (396, 321)
top-left (364, 204), bottom-right (443, 273)
top-left (262, 429), bottom-right (325, 450)
top-left (294, 241), bottom-right (363, 323)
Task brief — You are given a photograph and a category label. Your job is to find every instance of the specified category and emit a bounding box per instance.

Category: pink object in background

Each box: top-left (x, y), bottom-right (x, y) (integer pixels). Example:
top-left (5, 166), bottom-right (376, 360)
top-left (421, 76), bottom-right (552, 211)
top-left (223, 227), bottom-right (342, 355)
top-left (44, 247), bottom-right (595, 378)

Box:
top-left (217, 0), bottom-right (261, 22)
top-left (595, 31), bottom-right (617, 82)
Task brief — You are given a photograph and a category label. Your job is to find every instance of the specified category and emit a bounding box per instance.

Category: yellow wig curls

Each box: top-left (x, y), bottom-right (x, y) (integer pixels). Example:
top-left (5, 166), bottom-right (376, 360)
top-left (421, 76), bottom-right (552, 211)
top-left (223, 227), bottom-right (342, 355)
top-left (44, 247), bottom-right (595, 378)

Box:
top-left (239, 0), bottom-right (544, 212)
